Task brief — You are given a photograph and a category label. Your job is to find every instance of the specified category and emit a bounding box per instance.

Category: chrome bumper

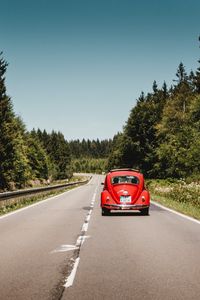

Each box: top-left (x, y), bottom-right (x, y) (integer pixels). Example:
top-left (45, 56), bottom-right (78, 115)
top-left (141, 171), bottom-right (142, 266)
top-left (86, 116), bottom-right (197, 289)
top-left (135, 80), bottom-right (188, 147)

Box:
top-left (103, 204), bottom-right (149, 210)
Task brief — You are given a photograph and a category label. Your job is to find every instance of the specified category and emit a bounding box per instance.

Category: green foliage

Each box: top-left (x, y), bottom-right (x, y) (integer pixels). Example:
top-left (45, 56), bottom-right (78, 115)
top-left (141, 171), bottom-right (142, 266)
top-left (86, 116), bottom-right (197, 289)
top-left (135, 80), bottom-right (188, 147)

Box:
top-left (193, 36), bottom-right (200, 93)
top-left (69, 138), bottom-right (112, 159)
top-left (108, 84), bottom-right (167, 176)
top-left (69, 138), bottom-right (112, 174)
top-left (72, 158), bottom-right (107, 174)
top-left (2, 41), bottom-right (200, 191)
top-left (0, 52), bottom-right (73, 190)
top-left (147, 179), bottom-right (200, 209)
top-left (0, 52), bottom-right (110, 190)
top-left (155, 65), bottom-right (199, 178)
top-left (108, 49), bottom-right (200, 180)
top-left (26, 132), bottom-right (50, 180)
top-left (0, 54), bottom-right (30, 190)
top-left (35, 129), bottom-right (73, 179)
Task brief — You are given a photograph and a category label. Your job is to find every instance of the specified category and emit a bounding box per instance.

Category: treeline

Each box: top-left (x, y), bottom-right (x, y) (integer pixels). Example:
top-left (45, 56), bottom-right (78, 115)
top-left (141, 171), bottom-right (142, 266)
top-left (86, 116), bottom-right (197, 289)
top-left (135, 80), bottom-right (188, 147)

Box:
top-left (72, 158), bottom-right (107, 174)
top-left (1, 38), bottom-right (200, 189)
top-left (69, 139), bottom-right (112, 158)
top-left (108, 42), bottom-right (200, 179)
top-left (0, 52), bottom-right (112, 190)
top-left (0, 53), bottom-right (72, 190)
top-left (69, 139), bottom-right (112, 174)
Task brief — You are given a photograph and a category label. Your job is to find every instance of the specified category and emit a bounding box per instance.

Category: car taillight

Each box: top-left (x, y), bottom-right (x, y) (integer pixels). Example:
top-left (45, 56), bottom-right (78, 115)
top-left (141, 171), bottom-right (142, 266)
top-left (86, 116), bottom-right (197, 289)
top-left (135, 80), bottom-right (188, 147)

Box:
top-left (142, 196), bottom-right (145, 202)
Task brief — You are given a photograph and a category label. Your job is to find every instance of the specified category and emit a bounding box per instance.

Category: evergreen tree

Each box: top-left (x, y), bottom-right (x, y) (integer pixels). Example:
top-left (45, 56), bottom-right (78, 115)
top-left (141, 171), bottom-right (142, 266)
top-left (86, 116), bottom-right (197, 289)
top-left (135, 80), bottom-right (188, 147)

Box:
top-left (47, 131), bottom-right (72, 179)
top-left (108, 84), bottom-right (168, 176)
top-left (26, 132), bottom-right (50, 180)
top-left (152, 80), bottom-right (158, 94)
top-left (194, 36), bottom-right (200, 93)
top-left (162, 81), bottom-right (168, 98)
top-left (175, 62), bottom-right (188, 83)
top-left (155, 67), bottom-right (198, 178)
top-left (0, 53), bottom-right (30, 190)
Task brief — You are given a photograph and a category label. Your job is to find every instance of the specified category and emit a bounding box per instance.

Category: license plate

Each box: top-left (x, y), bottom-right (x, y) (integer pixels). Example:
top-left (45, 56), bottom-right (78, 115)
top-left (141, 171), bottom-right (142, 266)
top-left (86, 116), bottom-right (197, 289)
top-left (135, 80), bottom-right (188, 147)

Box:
top-left (120, 195), bottom-right (131, 203)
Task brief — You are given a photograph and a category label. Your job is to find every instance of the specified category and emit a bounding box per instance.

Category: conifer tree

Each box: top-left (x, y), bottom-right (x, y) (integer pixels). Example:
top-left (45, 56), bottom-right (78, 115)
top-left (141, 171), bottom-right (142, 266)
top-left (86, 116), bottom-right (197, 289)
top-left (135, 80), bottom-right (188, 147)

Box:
top-left (47, 131), bottom-right (72, 179)
top-left (0, 53), bottom-right (30, 189)
top-left (162, 81), bottom-right (168, 98)
top-left (152, 80), bottom-right (158, 93)
top-left (26, 132), bottom-right (50, 180)
top-left (194, 36), bottom-right (200, 93)
top-left (175, 62), bottom-right (188, 83)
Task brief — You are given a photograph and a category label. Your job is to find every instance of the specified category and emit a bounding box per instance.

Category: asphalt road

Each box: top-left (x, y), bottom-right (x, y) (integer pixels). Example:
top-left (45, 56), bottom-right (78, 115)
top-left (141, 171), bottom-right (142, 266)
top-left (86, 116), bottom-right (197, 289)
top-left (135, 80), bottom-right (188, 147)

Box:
top-left (0, 175), bottom-right (200, 300)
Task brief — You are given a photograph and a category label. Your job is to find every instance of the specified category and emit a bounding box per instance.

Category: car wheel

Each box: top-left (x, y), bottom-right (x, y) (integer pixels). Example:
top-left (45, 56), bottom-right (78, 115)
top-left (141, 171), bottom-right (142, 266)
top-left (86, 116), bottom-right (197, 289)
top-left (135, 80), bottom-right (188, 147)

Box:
top-left (140, 207), bottom-right (149, 216)
top-left (102, 208), bottom-right (111, 216)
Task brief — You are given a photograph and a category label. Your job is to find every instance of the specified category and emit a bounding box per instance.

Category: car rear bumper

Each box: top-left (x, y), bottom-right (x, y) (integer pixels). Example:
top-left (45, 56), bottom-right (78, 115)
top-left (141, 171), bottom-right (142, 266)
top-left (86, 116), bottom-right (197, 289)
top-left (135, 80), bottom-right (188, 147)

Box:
top-left (102, 204), bottom-right (149, 210)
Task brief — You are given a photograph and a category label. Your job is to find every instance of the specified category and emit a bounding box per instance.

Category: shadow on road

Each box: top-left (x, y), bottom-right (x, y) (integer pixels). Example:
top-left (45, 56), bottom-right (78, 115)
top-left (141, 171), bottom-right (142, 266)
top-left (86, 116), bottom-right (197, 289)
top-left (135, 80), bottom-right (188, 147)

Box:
top-left (150, 203), bottom-right (165, 211)
top-left (102, 211), bottom-right (149, 217)
top-left (82, 206), bottom-right (91, 211)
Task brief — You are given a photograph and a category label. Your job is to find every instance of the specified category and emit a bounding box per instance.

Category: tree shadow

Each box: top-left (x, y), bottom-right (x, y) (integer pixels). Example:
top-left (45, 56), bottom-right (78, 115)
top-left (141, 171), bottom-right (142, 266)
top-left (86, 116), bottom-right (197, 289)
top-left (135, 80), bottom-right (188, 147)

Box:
top-left (105, 211), bottom-right (148, 217)
top-left (82, 206), bottom-right (91, 211)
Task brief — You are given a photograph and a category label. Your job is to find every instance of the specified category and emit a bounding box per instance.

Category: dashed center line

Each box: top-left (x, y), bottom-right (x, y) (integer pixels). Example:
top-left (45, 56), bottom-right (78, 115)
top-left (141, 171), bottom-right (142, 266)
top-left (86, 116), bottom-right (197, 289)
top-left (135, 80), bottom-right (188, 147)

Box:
top-left (63, 185), bottom-right (98, 288)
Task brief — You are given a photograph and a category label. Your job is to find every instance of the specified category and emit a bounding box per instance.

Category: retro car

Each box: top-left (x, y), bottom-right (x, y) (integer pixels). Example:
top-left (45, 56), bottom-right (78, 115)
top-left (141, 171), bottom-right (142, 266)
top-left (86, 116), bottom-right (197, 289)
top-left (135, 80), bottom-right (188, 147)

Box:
top-left (101, 168), bottom-right (150, 216)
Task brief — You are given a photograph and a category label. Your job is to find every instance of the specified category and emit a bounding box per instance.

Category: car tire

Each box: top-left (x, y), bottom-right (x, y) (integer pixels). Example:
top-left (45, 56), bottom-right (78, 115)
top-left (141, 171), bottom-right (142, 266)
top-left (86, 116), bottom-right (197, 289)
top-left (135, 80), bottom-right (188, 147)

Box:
top-left (140, 207), bottom-right (149, 216)
top-left (102, 208), bottom-right (111, 216)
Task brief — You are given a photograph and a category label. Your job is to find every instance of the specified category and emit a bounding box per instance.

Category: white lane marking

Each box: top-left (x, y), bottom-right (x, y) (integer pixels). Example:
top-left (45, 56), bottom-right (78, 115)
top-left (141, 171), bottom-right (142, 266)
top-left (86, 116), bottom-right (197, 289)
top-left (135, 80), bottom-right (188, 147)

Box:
top-left (88, 209), bottom-right (92, 216)
top-left (52, 236), bottom-right (91, 254)
top-left (151, 200), bottom-right (200, 225)
top-left (85, 214), bottom-right (91, 223)
top-left (81, 223), bottom-right (89, 232)
top-left (64, 183), bottom-right (99, 289)
top-left (52, 245), bottom-right (78, 253)
top-left (0, 184), bottom-right (87, 221)
top-left (76, 236), bottom-right (90, 247)
top-left (86, 176), bottom-right (93, 185)
top-left (64, 257), bottom-right (80, 288)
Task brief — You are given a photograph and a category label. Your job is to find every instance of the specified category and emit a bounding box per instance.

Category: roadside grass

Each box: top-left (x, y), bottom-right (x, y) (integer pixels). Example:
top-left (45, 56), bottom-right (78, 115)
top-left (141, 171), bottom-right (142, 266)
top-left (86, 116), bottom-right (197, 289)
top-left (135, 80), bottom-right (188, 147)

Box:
top-left (151, 193), bottom-right (200, 220)
top-left (0, 179), bottom-right (87, 216)
top-left (147, 179), bottom-right (200, 221)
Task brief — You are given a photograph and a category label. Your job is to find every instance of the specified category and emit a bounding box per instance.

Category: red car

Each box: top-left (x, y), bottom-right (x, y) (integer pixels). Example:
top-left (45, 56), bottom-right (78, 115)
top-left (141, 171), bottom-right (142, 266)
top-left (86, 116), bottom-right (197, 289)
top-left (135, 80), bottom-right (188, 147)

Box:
top-left (101, 169), bottom-right (150, 216)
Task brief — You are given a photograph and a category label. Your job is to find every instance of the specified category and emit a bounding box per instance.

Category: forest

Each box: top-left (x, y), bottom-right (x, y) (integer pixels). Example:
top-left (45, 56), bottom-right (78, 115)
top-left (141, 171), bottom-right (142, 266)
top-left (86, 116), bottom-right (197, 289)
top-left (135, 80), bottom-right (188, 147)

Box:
top-left (0, 39), bottom-right (200, 191)
top-left (108, 59), bottom-right (200, 180)
top-left (0, 52), bottom-right (111, 191)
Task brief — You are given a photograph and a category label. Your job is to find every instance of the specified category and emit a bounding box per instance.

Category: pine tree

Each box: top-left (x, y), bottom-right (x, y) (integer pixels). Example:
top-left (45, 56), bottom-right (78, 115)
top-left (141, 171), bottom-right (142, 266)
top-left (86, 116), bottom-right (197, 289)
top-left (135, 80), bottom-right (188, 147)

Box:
top-left (152, 80), bottom-right (158, 94)
top-left (194, 36), bottom-right (200, 93)
top-left (0, 53), bottom-right (30, 189)
top-left (162, 81), bottom-right (168, 98)
top-left (48, 131), bottom-right (72, 179)
top-left (175, 62), bottom-right (188, 83)
top-left (26, 132), bottom-right (50, 180)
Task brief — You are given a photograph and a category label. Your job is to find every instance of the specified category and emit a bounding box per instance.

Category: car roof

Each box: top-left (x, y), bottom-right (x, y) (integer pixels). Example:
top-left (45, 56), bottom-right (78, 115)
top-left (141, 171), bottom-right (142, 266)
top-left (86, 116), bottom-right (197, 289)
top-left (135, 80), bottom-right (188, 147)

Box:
top-left (108, 168), bottom-right (143, 177)
top-left (109, 168), bottom-right (139, 173)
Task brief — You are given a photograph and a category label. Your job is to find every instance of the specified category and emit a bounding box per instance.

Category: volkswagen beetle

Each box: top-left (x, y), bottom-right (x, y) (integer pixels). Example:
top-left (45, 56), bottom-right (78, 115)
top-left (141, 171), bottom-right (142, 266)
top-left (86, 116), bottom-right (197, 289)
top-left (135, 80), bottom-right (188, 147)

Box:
top-left (101, 169), bottom-right (150, 216)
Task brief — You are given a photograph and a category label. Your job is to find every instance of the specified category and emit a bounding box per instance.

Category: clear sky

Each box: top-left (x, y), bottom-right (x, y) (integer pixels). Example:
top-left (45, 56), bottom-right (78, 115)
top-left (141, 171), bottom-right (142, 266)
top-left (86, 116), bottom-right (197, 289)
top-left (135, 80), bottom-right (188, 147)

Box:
top-left (1, 0), bottom-right (200, 140)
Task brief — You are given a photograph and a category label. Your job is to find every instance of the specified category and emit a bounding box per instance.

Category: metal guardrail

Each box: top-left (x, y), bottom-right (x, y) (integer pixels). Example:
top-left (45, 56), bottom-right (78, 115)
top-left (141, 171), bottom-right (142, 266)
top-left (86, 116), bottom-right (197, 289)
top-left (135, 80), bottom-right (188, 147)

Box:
top-left (0, 178), bottom-right (91, 201)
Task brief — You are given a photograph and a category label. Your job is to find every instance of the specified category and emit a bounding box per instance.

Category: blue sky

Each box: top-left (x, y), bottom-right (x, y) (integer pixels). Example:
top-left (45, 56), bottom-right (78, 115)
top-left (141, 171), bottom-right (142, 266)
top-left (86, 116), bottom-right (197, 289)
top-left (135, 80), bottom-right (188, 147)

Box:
top-left (1, 0), bottom-right (200, 140)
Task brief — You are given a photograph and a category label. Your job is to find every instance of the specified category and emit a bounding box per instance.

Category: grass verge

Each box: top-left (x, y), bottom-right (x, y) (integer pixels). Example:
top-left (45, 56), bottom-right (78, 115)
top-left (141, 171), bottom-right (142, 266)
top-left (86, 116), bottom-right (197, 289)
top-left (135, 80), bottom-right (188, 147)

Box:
top-left (151, 193), bottom-right (200, 221)
top-left (147, 179), bottom-right (200, 221)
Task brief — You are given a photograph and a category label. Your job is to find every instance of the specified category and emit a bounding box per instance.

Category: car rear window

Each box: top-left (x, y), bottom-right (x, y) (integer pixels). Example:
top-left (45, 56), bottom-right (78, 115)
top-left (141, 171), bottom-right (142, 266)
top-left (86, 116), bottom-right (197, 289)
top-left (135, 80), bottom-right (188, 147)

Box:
top-left (111, 175), bottom-right (139, 185)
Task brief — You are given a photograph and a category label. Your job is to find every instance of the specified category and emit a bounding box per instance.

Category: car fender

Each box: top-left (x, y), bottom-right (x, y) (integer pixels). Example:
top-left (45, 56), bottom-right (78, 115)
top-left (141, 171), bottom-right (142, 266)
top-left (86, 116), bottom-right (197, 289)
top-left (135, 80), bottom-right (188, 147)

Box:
top-left (137, 189), bottom-right (150, 205)
top-left (101, 190), bottom-right (113, 206)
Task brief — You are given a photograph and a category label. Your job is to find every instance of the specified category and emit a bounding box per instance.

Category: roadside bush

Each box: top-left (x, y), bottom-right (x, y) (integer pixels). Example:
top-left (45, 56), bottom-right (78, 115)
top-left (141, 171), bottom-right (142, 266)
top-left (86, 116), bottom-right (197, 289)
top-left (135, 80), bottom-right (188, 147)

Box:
top-left (147, 179), bottom-right (200, 208)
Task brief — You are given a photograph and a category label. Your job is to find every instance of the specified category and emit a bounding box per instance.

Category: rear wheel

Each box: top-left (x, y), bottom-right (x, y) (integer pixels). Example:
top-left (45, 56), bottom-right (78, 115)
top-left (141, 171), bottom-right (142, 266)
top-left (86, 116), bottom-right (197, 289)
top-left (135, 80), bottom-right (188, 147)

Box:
top-left (102, 208), bottom-right (111, 216)
top-left (140, 207), bottom-right (149, 216)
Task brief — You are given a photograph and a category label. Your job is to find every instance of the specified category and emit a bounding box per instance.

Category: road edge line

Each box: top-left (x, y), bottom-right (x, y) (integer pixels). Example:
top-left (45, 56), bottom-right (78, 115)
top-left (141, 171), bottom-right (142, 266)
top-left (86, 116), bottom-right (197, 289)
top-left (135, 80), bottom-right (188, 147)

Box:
top-left (0, 184), bottom-right (86, 220)
top-left (151, 200), bottom-right (200, 225)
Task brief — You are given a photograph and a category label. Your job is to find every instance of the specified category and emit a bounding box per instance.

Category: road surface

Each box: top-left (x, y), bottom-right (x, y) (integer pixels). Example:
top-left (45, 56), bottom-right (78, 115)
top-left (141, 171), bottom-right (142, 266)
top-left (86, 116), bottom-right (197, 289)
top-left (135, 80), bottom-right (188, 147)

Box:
top-left (0, 175), bottom-right (200, 300)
